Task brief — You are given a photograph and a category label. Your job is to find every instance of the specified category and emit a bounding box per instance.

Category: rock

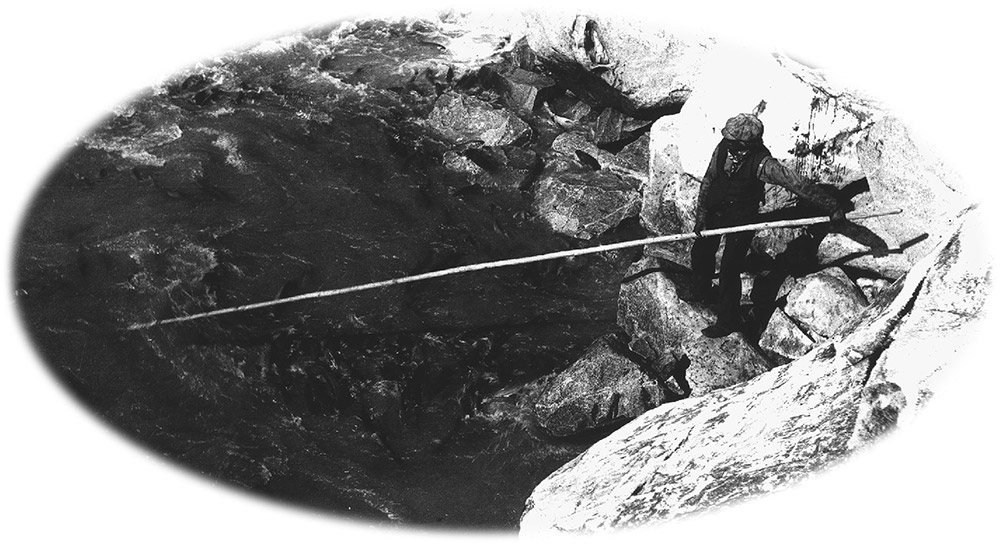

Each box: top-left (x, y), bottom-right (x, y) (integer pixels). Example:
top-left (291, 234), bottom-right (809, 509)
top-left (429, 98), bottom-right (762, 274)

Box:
top-left (445, 145), bottom-right (539, 191)
top-left (784, 267), bottom-right (869, 338)
top-left (426, 91), bottom-right (530, 146)
top-left (758, 307), bottom-right (816, 361)
top-left (533, 335), bottom-right (668, 437)
top-left (680, 334), bottom-right (772, 397)
top-left (640, 119), bottom-right (699, 266)
top-left (848, 208), bottom-right (990, 448)
top-left (617, 257), bottom-right (770, 383)
top-left (855, 116), bottom-right (974, 265)
top-left (549, 132), bottom-right (647, 184)
top-left (533, 157), bottom-right (641, 240)
top-left (442, 151), bottom-right (490, 185)
top-left (855, 277), bottom-right (893, 304)
top-left (617, 257), bottom-right (711, 375)
top-left (520, 210), bottom-right (990, 532)
top-left (776, 275), bottom-right (798, 300)
top-left (522, 11), bottom-right (712, 115)
top-left (481, 376), bottom-right (552, 421)
top-left (591, 108), bottom-right (628, 146)
top-left (520, 339), bottom-right (869, 533)
top-left (480, 65), bottom-right (555, 116)
top-left (546, 95), bottom-right (593, 127)
top-left (615, 133), bottom-right (650, 175)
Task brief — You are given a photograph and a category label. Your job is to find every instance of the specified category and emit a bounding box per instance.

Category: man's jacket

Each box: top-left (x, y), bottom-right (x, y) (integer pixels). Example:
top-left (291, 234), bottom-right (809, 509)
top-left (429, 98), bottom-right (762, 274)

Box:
top-left (694, 139), bottom-right (839, 227)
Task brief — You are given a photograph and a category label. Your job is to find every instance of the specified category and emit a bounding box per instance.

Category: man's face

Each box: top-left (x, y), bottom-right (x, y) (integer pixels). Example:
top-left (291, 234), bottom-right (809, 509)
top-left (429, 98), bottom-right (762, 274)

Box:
top-left (728, 140), bottom-right (751, 160)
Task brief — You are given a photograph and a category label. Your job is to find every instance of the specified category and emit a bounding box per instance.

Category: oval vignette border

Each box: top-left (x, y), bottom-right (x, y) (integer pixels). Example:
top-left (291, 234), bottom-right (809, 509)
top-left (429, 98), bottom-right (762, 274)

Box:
top-left (2, 1), bottom-right (997, 542)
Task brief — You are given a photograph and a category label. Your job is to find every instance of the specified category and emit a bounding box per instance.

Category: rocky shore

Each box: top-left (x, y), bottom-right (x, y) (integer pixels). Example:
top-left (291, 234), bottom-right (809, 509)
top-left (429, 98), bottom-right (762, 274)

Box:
top-left (13, 10), bottom-right (988, 531)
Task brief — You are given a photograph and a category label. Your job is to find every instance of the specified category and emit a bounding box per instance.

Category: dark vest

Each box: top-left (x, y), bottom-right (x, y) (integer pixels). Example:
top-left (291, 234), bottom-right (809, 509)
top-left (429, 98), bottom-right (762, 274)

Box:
top-left (704, 143), bottom-right (771, 213)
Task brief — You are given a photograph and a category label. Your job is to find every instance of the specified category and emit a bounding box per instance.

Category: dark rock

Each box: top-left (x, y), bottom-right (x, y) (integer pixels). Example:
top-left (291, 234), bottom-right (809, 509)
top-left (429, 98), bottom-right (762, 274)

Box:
top-left (618, 257), bottom-right (712, 375)
top-left (533, 335), bottom-right (667, 437)
top-left (426, 91), bottom-right (531, 146)
top-left (614, 133), bottom-right (650, 175)
top-left (617, 257), bottom-right (769, 384)
top-left (592, 108), bottom-right (626, 145)
top-left (442, 144), bottom-right (539, 191)
top-left (549, 132), bottom-right (646, 184)
top-left (548, 95), bottom-right (592, 124)
top-left (480, 65), bottom-right (556, 116)
top-left (533, 157), bottom-right (640, 240)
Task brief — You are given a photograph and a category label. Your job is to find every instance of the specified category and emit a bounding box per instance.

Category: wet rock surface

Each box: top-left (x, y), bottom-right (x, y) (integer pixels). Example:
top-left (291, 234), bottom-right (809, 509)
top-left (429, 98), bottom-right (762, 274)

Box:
top-left (426, 91), bottom-right (531, 146)
top-left (533, 157), bottom-right (641, 240)
top-left (533, 334), bottom-right (669, 437)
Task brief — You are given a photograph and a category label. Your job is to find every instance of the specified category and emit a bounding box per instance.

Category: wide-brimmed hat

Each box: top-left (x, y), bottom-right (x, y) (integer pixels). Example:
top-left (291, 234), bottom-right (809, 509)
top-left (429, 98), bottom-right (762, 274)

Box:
top-left (721, 113), bottom-right (764, 141)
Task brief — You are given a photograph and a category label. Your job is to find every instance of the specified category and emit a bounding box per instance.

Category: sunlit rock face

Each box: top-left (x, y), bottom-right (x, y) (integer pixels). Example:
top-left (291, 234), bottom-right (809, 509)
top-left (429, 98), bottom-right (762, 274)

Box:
top-left (520, 209), bottom-right (989, 533)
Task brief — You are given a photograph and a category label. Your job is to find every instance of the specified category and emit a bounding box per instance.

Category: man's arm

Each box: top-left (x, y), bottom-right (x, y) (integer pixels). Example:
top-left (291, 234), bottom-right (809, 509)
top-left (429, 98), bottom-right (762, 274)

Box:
top-left (757, 157), bottom-right (842, 218)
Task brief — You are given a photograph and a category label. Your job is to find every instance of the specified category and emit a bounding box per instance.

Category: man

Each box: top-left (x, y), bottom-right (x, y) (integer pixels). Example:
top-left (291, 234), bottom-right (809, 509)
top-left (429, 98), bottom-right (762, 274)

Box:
top-left (691, 113), bottom-right (845, 338)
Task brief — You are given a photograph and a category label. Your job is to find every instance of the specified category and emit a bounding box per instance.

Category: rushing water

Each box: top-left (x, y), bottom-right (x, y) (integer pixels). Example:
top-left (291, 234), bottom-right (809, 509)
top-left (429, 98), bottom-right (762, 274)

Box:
top-left (14, 16), bottom-right (643, 528)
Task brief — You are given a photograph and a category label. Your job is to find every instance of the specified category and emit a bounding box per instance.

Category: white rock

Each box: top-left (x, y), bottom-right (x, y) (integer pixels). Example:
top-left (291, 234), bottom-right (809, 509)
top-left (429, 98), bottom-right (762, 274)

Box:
top-left (784, 267), bottom-right (868, 338)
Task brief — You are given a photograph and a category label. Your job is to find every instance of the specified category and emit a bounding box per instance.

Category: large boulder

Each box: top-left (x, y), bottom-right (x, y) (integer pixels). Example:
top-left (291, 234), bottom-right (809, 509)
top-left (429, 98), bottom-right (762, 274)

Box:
top-left (533, 335), bottom-right (669, 437)
top-left (520, 209), bottom-right (990, 533)
top-left (425, 91), bottom-right (530, 146)
top-left (848, 207), bottom-right (990, 448)
top-left (783, 267), bottom-right (869, 338)
top-left (522, 11), bottom-right (713, 115)
top-left (549, 131), bottom-right (647, 183)
top-left (533, 157), bottom-right (641, 240)
top-left (855, 116), bottom-right (974, 265)
top-left (617, 257), bottom-right (772, 387)
top-left (521, 339), bottom-right (870, 533)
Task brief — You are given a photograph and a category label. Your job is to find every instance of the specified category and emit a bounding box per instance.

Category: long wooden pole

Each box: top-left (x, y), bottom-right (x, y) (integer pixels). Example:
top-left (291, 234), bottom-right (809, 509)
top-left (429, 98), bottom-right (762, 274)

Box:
top-left (126, 209), bottom-right (901, 330)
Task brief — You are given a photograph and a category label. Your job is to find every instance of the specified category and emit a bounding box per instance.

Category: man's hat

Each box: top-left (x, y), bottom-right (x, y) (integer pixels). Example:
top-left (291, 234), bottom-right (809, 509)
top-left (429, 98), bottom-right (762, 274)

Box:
top-left (721, 113), bottom-right (764, 141)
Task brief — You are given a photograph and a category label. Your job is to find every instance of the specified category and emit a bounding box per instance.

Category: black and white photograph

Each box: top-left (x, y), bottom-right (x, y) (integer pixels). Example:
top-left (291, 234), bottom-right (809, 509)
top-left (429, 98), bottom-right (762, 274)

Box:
top-left (3, 1), bottom-right (997, 541)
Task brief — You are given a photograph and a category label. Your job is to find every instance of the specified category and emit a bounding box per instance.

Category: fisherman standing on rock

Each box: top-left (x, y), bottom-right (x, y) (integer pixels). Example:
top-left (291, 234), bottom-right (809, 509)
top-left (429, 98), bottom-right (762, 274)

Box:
top-left (692, 112), bottom-right (847, 338)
